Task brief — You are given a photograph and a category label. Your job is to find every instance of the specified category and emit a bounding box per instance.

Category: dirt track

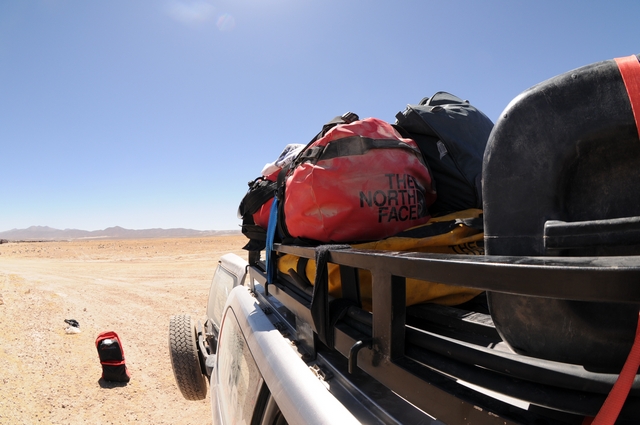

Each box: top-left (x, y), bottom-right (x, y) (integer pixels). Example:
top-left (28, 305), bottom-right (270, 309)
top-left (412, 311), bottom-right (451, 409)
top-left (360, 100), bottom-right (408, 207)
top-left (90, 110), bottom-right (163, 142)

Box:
top-left (0, 235), bottom-right (247, 424)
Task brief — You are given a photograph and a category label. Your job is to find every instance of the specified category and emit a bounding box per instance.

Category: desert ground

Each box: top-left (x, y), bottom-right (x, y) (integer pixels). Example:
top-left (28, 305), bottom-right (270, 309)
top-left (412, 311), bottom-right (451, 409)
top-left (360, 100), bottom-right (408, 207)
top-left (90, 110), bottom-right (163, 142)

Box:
top-left (0, 235), bottom-right (247, 425)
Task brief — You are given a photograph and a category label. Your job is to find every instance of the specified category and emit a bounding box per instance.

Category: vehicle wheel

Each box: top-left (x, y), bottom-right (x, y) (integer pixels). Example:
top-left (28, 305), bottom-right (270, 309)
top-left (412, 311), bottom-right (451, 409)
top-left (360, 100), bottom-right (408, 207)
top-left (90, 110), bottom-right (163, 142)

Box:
top-left (169, 314), bottom-right (208, 400)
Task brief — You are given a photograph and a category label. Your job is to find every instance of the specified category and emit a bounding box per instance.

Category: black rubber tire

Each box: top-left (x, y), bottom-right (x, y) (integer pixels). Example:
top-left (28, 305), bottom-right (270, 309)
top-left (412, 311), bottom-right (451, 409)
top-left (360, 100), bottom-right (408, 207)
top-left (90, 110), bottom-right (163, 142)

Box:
top-left (169, 314), bottom-right (208, 400)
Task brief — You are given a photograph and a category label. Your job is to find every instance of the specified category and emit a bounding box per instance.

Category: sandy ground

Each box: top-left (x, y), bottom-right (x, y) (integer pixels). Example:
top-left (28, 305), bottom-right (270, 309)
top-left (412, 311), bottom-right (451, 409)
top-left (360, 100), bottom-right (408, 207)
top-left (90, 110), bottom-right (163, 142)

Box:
top-left (0, 235), bottom-right (247, 425)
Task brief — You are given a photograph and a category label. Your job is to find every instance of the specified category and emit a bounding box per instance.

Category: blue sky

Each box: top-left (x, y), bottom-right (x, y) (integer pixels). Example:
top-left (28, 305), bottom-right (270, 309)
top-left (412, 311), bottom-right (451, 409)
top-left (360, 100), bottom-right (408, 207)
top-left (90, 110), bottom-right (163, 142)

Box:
top-left (1, 1), bottom-right (639, 231)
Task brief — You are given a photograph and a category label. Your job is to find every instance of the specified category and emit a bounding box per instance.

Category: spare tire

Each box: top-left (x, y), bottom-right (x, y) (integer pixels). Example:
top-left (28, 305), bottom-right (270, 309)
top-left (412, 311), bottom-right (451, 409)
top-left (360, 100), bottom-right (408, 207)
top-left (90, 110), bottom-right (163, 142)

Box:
top-left (169, 314), bottom-right (208, 400)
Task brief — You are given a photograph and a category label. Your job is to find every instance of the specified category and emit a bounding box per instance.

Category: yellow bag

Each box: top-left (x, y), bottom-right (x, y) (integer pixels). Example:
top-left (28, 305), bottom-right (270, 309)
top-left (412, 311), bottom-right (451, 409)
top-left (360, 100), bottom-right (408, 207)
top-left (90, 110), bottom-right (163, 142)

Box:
top-left (278, 209), bottom-right (484, 311)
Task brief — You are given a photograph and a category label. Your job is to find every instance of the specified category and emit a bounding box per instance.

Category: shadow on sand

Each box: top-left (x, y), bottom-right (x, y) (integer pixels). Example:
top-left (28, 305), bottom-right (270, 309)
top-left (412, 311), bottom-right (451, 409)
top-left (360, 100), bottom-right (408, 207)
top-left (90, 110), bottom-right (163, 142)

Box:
top-left (98, 378), bottom-right (129, 389)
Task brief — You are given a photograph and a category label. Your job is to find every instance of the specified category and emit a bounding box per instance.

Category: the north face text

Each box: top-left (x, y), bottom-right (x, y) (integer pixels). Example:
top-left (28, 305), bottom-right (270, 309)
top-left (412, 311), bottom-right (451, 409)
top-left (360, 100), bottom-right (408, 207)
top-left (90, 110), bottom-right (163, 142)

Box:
top-left (359, 174), bottom-right (427, 222)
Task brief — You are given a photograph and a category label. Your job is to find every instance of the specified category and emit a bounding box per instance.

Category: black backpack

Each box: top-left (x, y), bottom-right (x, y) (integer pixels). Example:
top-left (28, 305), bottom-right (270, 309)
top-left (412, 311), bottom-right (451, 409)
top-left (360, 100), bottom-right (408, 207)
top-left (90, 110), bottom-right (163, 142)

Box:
top-left (395, 92), bottom-right (494, 215)
top-left (238, 176), bottom-right (278, 251)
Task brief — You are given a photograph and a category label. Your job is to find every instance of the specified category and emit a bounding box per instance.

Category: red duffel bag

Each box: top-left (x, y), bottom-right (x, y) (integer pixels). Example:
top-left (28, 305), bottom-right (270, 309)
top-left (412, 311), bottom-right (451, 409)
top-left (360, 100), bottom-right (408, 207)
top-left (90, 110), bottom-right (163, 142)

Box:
top-left (279, 115), bottom-right (436, 243)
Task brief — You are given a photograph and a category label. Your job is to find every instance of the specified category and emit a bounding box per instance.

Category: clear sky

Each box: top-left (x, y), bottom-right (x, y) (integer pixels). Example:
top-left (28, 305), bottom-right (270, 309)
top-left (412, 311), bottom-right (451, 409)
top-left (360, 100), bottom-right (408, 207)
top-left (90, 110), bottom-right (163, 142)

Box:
top-left (1, 1), bottom-right (639, 231)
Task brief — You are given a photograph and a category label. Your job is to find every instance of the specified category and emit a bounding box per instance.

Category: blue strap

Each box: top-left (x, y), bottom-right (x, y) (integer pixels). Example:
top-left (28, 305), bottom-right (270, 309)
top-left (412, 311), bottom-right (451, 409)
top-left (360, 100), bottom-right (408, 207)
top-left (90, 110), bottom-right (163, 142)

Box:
top-left (265, 197), bottom-right (279, 284)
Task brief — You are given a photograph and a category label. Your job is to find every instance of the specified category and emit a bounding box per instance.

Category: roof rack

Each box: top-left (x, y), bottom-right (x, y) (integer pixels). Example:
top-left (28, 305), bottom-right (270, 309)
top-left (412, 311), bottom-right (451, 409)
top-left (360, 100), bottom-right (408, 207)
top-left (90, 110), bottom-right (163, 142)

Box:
top-left (248, 244), bottom-right (640, 424)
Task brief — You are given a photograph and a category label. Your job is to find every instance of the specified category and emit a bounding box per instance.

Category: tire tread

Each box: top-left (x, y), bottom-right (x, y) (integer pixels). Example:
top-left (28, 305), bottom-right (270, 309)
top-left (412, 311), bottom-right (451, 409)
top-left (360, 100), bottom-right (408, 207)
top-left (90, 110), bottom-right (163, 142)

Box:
top-left (169, 314), bottom-right (208, 401)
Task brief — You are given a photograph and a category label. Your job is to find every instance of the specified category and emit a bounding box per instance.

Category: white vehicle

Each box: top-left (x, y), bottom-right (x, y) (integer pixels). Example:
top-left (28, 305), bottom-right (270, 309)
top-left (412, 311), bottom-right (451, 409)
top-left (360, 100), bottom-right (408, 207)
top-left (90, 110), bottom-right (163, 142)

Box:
top-left (169, 55), bottom-right (640, 425)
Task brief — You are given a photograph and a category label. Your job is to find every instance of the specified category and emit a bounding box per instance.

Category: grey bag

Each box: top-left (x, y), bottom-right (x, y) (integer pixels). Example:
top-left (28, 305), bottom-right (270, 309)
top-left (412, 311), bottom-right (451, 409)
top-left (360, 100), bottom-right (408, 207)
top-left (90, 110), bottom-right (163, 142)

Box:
top-left (395, 92), bottom-right (494, 214)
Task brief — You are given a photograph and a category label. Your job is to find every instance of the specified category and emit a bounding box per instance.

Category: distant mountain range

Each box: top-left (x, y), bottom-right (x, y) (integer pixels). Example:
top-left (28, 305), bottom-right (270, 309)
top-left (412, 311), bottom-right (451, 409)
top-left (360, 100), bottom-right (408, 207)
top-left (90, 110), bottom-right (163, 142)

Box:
top-left (0, 225), bottom-right (240, 241)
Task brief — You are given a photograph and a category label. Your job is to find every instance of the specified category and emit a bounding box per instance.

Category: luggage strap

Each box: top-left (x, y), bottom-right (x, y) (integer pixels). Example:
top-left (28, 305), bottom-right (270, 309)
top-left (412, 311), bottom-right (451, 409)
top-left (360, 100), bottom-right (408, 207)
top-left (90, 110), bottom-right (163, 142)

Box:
top-left (615, 55), bottom-right (640, 140)
top-left (311, 244), bottom-right (356, 349)
top-left (265, 198), bottom-right (280, 284)
top-left (583, 311), bottom-right (640, 425)
top-left (298, 136), bottom-right (421, 163)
